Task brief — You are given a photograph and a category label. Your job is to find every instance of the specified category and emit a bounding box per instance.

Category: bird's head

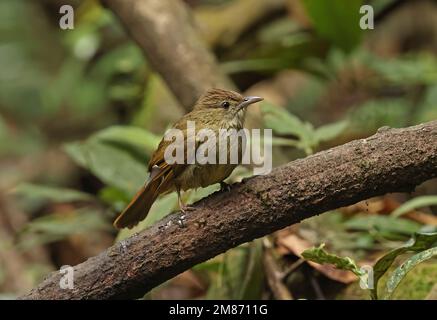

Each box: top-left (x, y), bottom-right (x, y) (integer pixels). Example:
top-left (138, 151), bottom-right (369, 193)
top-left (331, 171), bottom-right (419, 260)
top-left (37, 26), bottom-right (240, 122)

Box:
top-left (193, 88), bottom-right (263, 125)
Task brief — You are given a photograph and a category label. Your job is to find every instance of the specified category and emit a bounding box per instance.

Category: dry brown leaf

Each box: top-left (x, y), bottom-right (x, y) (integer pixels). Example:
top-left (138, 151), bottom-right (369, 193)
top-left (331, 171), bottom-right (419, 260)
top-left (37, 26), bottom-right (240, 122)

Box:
top-left (341, 198), bottom-right (385, 215)
top-left (404, 212), bottom-right (437, 226)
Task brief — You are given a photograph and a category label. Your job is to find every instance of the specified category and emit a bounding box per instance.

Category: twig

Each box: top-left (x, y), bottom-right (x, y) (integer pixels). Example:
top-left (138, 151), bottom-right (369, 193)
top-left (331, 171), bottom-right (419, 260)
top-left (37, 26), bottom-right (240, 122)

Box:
top-left (280, 259), bottom-right (305, 281)
top-left (263, 248), bottom-right (293, 300)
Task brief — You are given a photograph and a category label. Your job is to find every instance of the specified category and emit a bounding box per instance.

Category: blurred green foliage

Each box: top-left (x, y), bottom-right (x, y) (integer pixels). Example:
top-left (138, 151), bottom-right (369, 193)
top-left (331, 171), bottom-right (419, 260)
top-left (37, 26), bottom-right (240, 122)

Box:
top-left (302, 232), bottom-right (437, 300)
top-left (1, 0), bottom-right (436, 299)
top-left (302, 0), bottom-right (364, 51)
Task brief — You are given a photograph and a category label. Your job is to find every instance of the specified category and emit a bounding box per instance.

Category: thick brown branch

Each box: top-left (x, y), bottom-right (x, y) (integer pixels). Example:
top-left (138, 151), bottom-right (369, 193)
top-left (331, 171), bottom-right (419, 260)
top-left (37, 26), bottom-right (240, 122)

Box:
top-left (21, 121), bottom-right (437, 299)
top-left (102, 0), bottom-right (233, 110)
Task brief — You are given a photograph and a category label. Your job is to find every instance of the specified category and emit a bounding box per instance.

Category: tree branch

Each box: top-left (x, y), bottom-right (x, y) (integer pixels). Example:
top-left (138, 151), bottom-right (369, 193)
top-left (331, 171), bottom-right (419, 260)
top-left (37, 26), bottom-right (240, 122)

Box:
top-left (102, 0), bottom-right (234, 111)
top-left (20, 121), bottom-right (437, 299)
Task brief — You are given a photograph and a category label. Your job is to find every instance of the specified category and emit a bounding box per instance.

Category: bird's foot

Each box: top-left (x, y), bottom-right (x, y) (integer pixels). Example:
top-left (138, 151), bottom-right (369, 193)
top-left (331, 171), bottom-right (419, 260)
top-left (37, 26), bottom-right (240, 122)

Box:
top-left (176, 211), bottom-right (191, 228)
top-left (180, 204), bottom-right (195, 214)
top-left (220, 181), bottom-right (232, 192)
top-left (176, 191), bottom-right (194, 228)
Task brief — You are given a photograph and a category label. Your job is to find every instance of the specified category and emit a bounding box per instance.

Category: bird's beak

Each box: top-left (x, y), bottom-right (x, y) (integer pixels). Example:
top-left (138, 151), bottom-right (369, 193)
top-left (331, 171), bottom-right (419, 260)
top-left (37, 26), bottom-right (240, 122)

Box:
top-left (237, 96), bottom-right (264, 110)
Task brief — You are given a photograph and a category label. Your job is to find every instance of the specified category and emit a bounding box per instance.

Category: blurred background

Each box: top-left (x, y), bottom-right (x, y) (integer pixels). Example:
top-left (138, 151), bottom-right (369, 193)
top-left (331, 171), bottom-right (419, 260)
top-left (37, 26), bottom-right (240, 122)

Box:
top-left (1, 0), bottom-right (436, 299)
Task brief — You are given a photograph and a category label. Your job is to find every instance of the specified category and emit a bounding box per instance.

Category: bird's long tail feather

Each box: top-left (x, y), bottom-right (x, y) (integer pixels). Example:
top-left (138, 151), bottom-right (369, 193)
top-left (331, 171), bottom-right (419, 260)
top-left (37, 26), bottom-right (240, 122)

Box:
top-left (113, 177), bottom-right (163, 229)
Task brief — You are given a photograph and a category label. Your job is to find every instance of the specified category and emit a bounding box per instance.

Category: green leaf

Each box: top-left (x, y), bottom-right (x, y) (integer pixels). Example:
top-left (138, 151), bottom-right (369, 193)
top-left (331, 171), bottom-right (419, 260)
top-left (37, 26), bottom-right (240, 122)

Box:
top-left (391, 196), bottom-right (437, 218)
top-left (314, 119), bottom-right (349, 143)
top-left (98, 186), bottom-right (131, 211)
top-left (345, 215), bottom-right (421, 236)
top-left (13, 183), bottom-right (93, 203)
top-left (301, 0), bottom-right (364, 52)
top-left (262, 103), bottom-right (348, 154)
top-left (64, 140), bottom-right (146, 195)
top-left (18, 208), bottom-right (111, 249)
top-left (262, 103), bottom-right (316, 154)
top-left (370, 232), bottom-right (437, 299)
top-left (302, 243), bottom-right (363, 277)
top-left (262, 103), bottom-right (312, 136)
top-left (90, 125), bottom-right (160, 156)
top-left (383, 246), bottom-right (437, 300)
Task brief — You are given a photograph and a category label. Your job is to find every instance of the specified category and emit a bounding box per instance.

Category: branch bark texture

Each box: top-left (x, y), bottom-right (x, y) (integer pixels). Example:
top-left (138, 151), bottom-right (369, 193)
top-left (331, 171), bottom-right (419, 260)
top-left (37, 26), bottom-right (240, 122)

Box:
top-left (21, 121), bottom-right (437, 299)
top-left (102, 0), bottom-right (233, 110)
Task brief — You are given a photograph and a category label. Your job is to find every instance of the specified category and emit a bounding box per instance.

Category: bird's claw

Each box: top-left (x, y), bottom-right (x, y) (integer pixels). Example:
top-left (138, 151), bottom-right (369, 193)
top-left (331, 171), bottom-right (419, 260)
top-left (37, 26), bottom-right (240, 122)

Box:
top-left (176, 213), bottom-right (187, 228)
top-left (180, 204), bottom-right (195, 214)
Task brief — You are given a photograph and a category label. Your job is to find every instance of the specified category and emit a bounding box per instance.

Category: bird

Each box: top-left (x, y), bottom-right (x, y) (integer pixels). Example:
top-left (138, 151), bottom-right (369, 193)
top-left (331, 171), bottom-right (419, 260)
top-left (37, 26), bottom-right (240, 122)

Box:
top-left (113, 88), bottom-right (263, 228)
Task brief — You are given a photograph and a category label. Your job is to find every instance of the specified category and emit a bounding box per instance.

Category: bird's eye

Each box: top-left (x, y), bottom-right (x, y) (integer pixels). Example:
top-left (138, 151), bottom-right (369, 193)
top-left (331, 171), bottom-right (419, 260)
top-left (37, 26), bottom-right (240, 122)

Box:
top-left (221, 101), bottom-right (230, 108)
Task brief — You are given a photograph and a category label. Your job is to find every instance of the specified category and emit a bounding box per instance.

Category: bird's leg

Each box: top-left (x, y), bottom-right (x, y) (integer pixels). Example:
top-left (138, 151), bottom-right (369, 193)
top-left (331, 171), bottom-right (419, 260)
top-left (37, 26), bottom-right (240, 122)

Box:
top-left (175, 187), bottom-right (195, 228)
top-left (176, 187), bottom-right (195, 214)
top-left (220, 181), bottom-right (232, 192)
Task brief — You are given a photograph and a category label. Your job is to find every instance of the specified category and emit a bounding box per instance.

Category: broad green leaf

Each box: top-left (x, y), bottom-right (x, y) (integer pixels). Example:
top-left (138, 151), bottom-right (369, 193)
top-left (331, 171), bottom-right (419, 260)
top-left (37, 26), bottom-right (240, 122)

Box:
top-left (314, 120), bottom-right (349, 143)
top-left (302, 0), bottom-right (363, 52)
top-left (262, 103), bottom-right (312, 136)
top-left (13, 183), bottom-right (93, 203)
top-left (345, 215), bottom-right (421, 236)
top-left (18, 208), bottom-right (111, 249)
top-left (371, 232), bottom-right (437, 299)
top-left (262, 103), bottom-right (316, 154)
top-left (262, 103), bottom-right (348, 154)
top-left (302, 243), bottom-right (363, 277)
top-left (391, 196), bottom-right (437, 218)
top-left (64, 140), bottom-right (146, 195)
top-left (98, 186), bottom-right (131, 212)
top-left (90, 125), bottom-right (160, 156)
top-left (383, 247), bottom-right (437, 300)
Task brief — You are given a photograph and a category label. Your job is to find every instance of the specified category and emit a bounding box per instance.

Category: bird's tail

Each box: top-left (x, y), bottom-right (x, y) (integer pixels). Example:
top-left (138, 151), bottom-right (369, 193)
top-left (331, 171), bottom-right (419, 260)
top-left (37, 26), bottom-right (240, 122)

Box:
top-left (113, 178), bottom-right (162, 229)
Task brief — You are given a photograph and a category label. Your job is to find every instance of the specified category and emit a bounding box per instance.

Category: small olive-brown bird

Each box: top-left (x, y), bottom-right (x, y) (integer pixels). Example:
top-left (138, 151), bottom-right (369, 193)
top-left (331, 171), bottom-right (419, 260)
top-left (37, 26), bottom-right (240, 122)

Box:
top-left (113, 88), bottom-right (263, 228)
